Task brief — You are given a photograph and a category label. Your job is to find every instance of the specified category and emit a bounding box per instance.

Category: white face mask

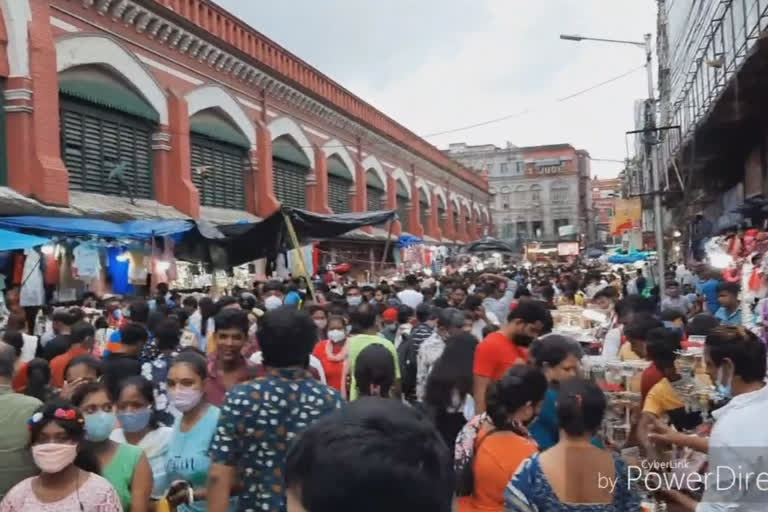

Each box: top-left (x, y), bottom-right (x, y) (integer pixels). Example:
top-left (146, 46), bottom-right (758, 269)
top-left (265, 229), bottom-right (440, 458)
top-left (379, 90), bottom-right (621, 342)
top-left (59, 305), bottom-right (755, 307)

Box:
top-left (347, 295), bottom-right (363, 307)
top-left (328, 329), bottom-right (346, 343)
top-left (264, 295), bottom-right (283, 310)
top-left (314, 319), bottom-right (328, 330)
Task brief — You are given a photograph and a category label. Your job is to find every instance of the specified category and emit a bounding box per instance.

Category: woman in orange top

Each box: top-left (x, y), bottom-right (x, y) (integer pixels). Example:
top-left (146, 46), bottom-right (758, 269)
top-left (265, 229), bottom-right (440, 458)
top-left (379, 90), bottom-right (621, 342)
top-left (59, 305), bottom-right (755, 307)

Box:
top-left (312, 315), bottom-right (348, 391)
top-left (458, 365), bottom-right (548, 512)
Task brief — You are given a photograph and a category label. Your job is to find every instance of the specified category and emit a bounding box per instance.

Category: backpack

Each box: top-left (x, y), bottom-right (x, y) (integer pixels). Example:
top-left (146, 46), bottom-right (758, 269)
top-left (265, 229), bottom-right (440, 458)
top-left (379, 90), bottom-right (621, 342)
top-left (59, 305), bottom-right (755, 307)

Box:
top-left (399, 324), bottom-right (433, 401)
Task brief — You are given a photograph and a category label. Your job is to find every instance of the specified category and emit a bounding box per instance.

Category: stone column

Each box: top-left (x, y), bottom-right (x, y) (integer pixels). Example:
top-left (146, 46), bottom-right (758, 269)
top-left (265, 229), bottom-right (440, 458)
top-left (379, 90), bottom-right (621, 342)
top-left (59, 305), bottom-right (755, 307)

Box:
top-left (310, 145), bottom-right (330, 213)
top-left (156, 91), bottom-right (199, 217)
top-left (386, 173), bottom-right (402, 236)
top-left (254, 119), bottom-right (279, 217)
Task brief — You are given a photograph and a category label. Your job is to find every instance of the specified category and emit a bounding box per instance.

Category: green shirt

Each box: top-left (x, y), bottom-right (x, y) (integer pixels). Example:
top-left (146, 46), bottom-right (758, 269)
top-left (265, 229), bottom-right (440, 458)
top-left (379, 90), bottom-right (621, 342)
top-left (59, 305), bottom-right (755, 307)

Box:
top-left (347, 333), bottom-right (401, 400)
top-left (0, 386), bottom-right (41, 500)
top-left (103, 442), bottom-right (143, 509)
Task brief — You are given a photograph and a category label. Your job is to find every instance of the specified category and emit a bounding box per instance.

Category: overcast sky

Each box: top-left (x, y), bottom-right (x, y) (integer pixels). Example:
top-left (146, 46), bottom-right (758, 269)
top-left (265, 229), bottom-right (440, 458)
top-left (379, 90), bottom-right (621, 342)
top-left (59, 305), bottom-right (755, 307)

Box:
top-left (214, 0), bottom-right (656, 179)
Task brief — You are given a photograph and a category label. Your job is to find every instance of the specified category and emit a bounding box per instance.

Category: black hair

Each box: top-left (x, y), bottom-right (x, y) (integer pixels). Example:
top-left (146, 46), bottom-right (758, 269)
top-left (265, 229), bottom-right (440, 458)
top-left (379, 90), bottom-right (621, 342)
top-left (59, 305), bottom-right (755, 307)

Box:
top-left (182, 296), bottom-right (198, 309)
top-left (70, 380), bottom-right (111, 408)
top-left (405, 274), bottom-right (419, 287)
top-left (661, 309), bottom-right (686, 323)
top-left (556, 377), bottom-right (607, 437)
top-left (52, 310), bottom-right (75, 326)
top-left (128, 300), bottom-right (150, 324)
top-left (396, 305), bottom-right (414, 325)
top-left (120, 323), bottom-right (148, 346)
top-left (68, 307), bottom-right (86, 324)
top-left (1, 330), bottom-right (23, 358)
top-left (349, 303), bottom-right (378, 331)
top-left (540, 285), bottom-right (555, 301)
top-left (432, 297), bottom-right (449, 308)
top-left (529, 335), bottom-right (583, 372)
top-left (308, 305), bottom-right (327, 317)
top-left (507, 301), bottom-right (549, 325)
top-left (686, 314), bottom-right (720, 337)
top-left (170, 349), bottom-right (208, 379)
top-left (615, 295), bottom-right (656, 319)
top-left (624, 313), bottom-right (664, 341)
top-left (0, 343), bottom-right (15, 379)
top-left (706, 326), bottom-right (767, 383)
top-left (437, 308), bottom-right (465, 330)
top-left (463, 295), bottom-right (483, 311)
top-left (458, 365), bottom-right (547, 496)
top-left (199, 296), bottom-right (215, 336)
top-left (263, 280), bottom-right (285, 294)
top-left (593, 286), bottom-right (618, 301)
top-left (116, 376), bottom-right (159, 429)
top-left (154, 318), bottom-right (181, 352)
top-left (71, 321), bottom-right (95, 345)
top-left (65, 355), bottom-right (103, 382)
top-left (354, 344), bottom-right (396, 398)
top-left (257, 307), bottom-right (316, 368)
top-left (424, 334), bottom-right (478, 415)
top-left (285, 398), bottom-right (453, 512)
top-left (146, 311), bottom-right (167, 337)
top-left (415, 304), bottom-right (433, 323)
top-left (514, 288), bottom-right (532, 299)
top-left (93, 316), bottom-right (109, 330)
top-left (26, 358), bottom-right (51, 403)
top-left (645, 327), bottom-right (682, 370)
top-left (717, 282), bottom-right (740, 296)
top-left (29, 400), bottom-right (100, 474)
top-left (215, 296), bottom-right (240, 313)
top-left (214, 308), bottom-right (249, 335)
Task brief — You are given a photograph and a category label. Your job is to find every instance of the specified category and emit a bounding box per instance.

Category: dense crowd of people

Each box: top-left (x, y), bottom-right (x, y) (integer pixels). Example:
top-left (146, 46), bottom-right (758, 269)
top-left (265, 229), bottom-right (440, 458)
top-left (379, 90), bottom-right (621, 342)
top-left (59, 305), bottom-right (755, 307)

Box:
top-left (0, 260), bottom-right (764, 511)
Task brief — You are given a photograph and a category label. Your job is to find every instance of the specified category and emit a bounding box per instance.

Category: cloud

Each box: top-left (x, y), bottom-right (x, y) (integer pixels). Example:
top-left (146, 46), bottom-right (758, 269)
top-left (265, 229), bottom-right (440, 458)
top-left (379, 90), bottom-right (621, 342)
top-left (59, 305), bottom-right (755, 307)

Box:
top-left (214, 0), bottom-right (656, 178)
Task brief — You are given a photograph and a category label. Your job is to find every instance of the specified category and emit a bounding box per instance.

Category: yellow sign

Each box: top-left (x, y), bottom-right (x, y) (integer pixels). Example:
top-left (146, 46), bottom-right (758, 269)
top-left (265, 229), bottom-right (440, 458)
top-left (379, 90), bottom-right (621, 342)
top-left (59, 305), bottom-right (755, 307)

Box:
top-left (611, 198), bottom-right (642, 235)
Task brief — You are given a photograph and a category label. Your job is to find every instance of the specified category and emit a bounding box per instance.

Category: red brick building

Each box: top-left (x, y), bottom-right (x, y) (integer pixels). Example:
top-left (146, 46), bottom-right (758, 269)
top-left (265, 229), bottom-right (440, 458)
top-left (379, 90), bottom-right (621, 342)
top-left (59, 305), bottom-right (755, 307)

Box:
top-left (0, 0), bottom-right (490, 245)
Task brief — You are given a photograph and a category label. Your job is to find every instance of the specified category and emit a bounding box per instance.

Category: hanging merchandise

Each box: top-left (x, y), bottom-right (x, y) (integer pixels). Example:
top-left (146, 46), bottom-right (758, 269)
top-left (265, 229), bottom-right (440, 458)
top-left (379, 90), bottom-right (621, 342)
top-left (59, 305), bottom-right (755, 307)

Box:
top-left (19, 248), bottom-right (44, 307)
top-left (106, 247), bottom-right (134, 295)
top-left (128, 248), bottom-right (150, 285)
top-left (73, 242), bottom-right (102, 280)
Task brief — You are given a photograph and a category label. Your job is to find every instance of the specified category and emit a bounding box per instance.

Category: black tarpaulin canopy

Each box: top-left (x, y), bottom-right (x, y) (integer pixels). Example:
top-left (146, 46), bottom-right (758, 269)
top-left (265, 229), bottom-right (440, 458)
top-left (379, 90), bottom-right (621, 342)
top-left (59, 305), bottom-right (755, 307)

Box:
top-left (463, 237), bottom-right (517, 253)
top-left (176, 207), bottom-right (397, 268)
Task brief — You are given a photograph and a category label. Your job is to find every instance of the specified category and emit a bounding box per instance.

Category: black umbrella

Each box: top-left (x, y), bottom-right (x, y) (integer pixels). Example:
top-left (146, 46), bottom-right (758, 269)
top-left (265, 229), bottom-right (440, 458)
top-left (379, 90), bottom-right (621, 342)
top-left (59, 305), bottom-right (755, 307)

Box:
top-left (464, 237), bottom-right (517, 253)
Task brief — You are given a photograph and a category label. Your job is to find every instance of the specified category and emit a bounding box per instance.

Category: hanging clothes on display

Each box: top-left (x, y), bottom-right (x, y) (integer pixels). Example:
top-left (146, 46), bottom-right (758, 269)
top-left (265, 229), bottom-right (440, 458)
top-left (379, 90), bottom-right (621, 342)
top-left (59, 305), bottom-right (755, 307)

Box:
top-left (19, 248), bottom-right (44, 307)
top-left (128, 248), bottom-right (150, 285)
top-left (57, 244), bottom-right (81, 302)
top-left (106, 247), bottom-right (134, 295)
top-left (73, 242), bottom-right (102, 280)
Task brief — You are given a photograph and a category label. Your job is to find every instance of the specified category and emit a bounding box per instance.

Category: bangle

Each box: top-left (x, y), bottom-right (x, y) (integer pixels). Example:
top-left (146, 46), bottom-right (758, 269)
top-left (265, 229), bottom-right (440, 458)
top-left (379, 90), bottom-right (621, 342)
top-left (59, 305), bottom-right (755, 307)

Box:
top-left (187, 486), bottom-right (194, 505)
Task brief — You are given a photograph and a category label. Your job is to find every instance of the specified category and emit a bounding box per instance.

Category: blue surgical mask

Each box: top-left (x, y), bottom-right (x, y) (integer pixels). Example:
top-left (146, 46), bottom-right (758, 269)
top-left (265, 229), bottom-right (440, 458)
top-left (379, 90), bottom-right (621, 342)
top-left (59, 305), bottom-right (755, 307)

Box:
top-left (84, 411), bottom-right (116, 442)
top-left (117, 408), bottom-right (152, 433)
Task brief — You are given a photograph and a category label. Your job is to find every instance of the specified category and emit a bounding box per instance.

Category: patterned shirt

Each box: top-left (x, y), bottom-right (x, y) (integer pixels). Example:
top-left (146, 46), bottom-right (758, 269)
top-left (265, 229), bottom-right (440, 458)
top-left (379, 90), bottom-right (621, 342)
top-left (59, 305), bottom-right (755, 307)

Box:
top-left (141, 351), bottom-right (177, 427)
top-left (210, 367), bottom-right (342, 512)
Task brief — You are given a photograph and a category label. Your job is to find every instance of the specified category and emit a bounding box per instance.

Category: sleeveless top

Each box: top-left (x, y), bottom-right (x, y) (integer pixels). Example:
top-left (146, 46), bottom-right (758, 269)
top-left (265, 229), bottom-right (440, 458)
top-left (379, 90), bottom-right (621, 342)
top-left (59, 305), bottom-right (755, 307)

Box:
top-left (102, 442), bottom-right (143, 510)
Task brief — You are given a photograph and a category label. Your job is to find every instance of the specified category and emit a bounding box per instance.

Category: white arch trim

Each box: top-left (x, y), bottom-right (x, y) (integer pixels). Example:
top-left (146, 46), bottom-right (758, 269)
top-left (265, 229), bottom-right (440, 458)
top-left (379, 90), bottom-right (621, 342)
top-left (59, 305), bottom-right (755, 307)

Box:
top-left (460, 196), bottom-right (471, 212)
top-left (473, 202), bottom-right (482, 217)
top-left (391, 168), bottom-right (411, 199)
top-left (322, 139), bottom-right (356, 183)
top-left (433, 185), bottom-right (447, 210)
top-left (449, 192), bottom-right (461, 213)
top-left (2, 0), bottom-right (31, 77)
top-left (56, 34), bottom-right (168, 125)
top-left (185, 85), bottom-right (256, 148)
top-left (362, 155), bottom-right (387, 192)
top-left (267, 116), bottom-right (316, 168)
top-left (414, 178), bottom-right (431, 206)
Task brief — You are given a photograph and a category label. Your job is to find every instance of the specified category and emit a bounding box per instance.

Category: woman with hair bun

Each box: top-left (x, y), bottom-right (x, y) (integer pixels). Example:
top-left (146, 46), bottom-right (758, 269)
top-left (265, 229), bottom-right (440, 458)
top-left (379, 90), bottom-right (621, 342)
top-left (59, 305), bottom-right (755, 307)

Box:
top-left (457, 365), bottom-right (547, 512)
top-left (0, 401), bottom-right (121, 511)
top-left (505, 378), bottom-right (640, 511)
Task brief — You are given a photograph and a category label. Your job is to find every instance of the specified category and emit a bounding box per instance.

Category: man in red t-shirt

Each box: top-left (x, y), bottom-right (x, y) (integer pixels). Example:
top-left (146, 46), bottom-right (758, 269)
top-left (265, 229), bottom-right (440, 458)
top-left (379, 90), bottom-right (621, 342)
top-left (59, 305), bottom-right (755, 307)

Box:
top-left (473, 301), bottom-right (549, 413)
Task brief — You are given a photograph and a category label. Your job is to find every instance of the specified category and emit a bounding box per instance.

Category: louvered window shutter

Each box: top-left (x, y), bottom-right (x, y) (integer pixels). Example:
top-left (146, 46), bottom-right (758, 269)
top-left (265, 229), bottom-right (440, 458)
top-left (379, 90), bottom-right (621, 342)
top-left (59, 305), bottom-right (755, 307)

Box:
top-left (366, 186), bottom-right (383, 211)
top-left (420, 201), bottom-right (429, 233)
top-left (273, 157), bottom-right (307, 209)
top-left (60, 98), bottom-right (153, 199)
top-left (190, 134), bottom-right (247, 210)
top-left (328, 176), bottom-right (352, 213)
top-left (397, 200), bottom-right (410, 233)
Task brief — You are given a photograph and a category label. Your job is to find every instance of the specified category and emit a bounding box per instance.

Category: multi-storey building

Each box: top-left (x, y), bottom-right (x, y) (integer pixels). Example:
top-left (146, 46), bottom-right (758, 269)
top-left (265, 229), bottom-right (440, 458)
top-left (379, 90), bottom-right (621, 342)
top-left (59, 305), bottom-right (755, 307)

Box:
top-left (0, 0), bottom-right (491, 250)
top-left (446, 142), bottom-right (592, 246)
top-left (591, 177), bottom-right (622, 243)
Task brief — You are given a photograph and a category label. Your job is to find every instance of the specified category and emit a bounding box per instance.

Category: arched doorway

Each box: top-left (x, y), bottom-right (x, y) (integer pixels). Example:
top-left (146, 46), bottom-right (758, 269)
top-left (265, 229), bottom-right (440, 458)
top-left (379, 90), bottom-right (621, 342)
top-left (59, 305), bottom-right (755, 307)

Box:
top-left (189, 108), bottom-right (249, 210)
top-left (327, 155), bottom-right (354, 213)
top-left (272, 135), bottom-right (311, 209)
top-left (59, 65), bottom-right (158, 199)
top-left (366, 168), bottom-right (386, 211)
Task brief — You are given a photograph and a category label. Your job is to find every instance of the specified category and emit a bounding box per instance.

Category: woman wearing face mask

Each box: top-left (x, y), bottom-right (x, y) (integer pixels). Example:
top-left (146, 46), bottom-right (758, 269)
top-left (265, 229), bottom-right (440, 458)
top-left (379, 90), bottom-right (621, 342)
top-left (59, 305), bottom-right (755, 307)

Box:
top-left (0, 403), bottom-right (121, 511)
top-left (456, 365), bottom-right (547, 512)
top-left (312, 315), bottom-right (348, 391)
top-left (111, 376), bottom-right (173, 500)
top-left (354, 344), bottom-right (396, 398)
top-left (165, 350), bottom-right (236, 511)
top-left (308, 305), bottom-right (328, 342)
top-left (71, 381), bottom-right (153, 512)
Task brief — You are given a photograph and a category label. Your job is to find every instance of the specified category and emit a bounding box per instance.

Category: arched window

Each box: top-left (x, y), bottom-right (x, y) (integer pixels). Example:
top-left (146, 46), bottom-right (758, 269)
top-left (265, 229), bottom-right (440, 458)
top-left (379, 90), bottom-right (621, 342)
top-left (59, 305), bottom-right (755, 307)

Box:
top-left (189, 108), bottom-right (250, 209)
top-left (551, 181), bottom-right (569, 203)
top-left (500, 185), bottom-right (511, 210)
top-left (272, 135), bottom-right (311, 209)
top-left (530, 184), bottom-right (542, 202)
top-left (327, 155), bottom-right (354, 213)
top-left (514, 185), bottom-right (526, 203)
top-left (419, 189), bottom-right (430, 232)
top-left (59, 65), bottom-right (158, 200)
top-left (366, 169), bottom-right (386, 211)
top-left (396, 180), bottom-right (410, 232)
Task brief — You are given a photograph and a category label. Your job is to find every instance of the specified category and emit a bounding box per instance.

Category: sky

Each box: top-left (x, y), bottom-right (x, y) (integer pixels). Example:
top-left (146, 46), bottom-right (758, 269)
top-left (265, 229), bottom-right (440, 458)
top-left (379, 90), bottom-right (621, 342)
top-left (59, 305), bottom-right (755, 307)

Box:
top-left (214, 0), bottom-right (657, 179)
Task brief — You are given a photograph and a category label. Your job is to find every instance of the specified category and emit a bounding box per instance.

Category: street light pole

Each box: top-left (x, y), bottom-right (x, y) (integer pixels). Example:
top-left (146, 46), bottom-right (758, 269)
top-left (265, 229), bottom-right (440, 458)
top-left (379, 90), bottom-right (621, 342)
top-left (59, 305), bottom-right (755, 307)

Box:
top-left (559, 32), bottom-right (665, 296)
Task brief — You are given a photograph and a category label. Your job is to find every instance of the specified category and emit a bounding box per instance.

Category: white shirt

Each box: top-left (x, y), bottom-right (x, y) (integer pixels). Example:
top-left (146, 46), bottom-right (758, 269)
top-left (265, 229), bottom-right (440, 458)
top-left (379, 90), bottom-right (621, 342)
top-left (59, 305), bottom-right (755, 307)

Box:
top-left (601, 327), bottom-right (622, 360)
top-left (20, 333), bottom-right (38, 363)
top-left (397, 289), bottom-right (424, 309)
top-left (697, 384), bottom-right (768, 511)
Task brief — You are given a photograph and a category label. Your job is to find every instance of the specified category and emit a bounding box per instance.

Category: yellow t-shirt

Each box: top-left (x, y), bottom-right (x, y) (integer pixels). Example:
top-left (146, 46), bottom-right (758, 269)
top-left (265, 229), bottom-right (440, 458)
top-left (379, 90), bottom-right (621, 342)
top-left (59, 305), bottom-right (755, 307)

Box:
top-left (642, 377), bottom-right (684, 417)
top-left (618, 343), bottom-right (640, 361)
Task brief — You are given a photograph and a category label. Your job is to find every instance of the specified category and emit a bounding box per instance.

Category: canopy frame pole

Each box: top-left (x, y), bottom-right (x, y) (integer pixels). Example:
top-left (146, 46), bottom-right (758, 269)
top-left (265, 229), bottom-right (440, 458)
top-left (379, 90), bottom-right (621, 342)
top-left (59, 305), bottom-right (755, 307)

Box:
top-left (379, 219), bottom-right (394, 277)
top-left (282, 210), bottom-right (316, 302)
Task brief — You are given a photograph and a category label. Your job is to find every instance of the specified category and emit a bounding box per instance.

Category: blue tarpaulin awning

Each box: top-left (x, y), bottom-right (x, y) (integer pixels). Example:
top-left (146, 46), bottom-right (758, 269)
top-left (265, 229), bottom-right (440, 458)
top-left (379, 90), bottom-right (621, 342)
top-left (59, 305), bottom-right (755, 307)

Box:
top-left (0, 216), bottom-right (195, 239)
top-left (0, 228), bottom-right (50, 251)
